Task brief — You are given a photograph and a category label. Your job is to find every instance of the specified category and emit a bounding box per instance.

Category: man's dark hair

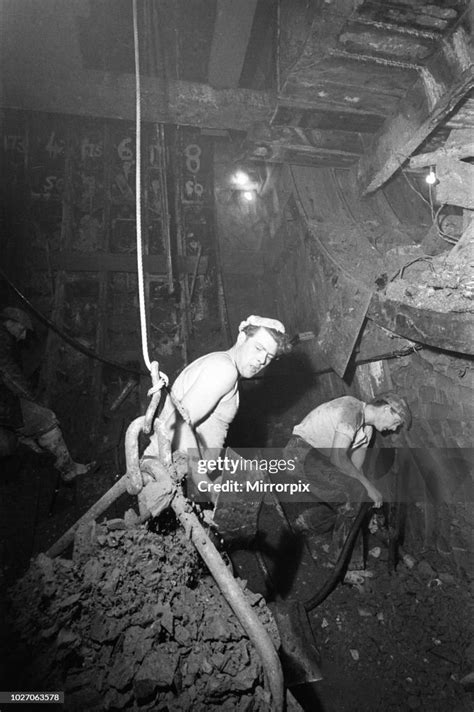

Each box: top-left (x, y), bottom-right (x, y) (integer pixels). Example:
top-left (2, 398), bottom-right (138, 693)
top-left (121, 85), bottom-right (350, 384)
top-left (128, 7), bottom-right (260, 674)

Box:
top-left (369, 391), bottom-right (412, 429)
top-left (241, 324), bottom-right (292, 356)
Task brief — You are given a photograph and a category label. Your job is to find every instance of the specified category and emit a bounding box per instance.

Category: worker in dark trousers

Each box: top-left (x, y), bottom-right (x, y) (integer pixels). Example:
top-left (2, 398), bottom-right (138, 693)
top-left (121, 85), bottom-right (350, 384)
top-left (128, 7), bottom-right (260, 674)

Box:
top-left (0, 306), bottom-right (95, 481)
top-left (284, 392), bottom-right (412, 559)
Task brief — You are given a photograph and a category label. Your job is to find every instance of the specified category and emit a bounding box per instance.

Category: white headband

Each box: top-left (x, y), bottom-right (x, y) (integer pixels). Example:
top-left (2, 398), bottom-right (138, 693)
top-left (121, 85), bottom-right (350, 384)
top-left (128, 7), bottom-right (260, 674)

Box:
top-left (238, 314), bottom-right (285, 334)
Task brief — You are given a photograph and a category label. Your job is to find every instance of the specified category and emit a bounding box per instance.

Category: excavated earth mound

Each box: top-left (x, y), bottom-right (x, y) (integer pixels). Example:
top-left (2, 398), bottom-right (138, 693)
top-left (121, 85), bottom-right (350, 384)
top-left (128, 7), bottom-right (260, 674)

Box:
top-left (6, 519), bottom-right (280, 712)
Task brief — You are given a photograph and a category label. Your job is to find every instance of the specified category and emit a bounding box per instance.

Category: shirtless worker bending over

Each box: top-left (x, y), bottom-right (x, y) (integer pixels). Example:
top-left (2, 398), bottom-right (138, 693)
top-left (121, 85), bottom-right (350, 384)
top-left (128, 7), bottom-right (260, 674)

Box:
top-left (138, 315), bottom-right (291, 503)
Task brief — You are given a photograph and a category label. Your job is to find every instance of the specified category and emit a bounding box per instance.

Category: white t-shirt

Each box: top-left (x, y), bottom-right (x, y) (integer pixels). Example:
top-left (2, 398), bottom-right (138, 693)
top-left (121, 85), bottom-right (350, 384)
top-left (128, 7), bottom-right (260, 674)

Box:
top-left (293, 396), bottom-right (373, 452)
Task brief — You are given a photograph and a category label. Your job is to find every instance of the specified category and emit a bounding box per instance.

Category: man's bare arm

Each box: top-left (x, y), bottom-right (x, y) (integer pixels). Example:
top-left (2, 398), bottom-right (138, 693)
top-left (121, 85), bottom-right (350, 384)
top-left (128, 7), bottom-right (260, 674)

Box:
top-left (330, 430), bottom-right (382, 507)
top-left (350, 445), bottom-right (368, 471)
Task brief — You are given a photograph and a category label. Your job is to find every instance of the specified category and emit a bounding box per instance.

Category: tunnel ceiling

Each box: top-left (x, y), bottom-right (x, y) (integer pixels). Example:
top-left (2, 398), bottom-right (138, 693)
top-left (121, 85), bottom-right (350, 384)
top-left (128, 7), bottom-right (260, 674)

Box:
top-left (0, 0), bottom-right (473, 191)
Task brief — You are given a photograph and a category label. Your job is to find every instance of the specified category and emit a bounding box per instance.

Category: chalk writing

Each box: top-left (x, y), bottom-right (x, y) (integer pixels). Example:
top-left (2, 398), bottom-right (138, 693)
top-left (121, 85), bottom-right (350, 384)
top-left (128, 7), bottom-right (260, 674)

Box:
top-left (184, 143), bottom-right (201, 174)
top-left (4, 135), bottom-right (26, 153)
top-left (185, 178), bottom-right (204, 199)
top-left (81, 137), bottom-right (102, 160)
top-left (46, 132), bottom-right (65, 159)
top-left (117, 137), bottom-right (134, 162)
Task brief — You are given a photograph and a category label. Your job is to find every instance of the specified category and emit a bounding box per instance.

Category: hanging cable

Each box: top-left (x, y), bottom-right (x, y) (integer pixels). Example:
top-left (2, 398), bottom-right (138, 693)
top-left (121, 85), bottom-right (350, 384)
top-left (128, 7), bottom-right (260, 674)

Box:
top-left (133, 0), bottom-right (152, 372)
top-left (401, 169), bottom-right (459, 245)
top-left (0, 266), bottom-right (145, 376)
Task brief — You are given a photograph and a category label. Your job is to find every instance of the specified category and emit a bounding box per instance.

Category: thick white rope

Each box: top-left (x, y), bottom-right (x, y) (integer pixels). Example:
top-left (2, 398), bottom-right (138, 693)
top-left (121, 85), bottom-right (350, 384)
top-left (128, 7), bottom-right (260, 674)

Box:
top-left (132, 0), bottom-right (152, 372)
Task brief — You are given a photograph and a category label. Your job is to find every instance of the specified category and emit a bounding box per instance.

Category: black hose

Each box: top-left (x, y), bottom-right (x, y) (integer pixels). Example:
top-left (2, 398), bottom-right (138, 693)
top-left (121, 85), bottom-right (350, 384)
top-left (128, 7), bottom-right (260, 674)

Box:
top-left (0, 266), bottom-right (146, 376)
top-left (1, 267), bottom-right (192, 426)
top-left (304, 501), bottom-right (372, 612)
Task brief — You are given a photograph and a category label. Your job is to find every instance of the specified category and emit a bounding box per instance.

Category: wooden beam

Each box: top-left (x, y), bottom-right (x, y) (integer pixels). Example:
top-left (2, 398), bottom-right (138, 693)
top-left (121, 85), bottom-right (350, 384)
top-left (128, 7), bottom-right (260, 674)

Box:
top-left (257, 146), bottom-right (360, 167)
top-left (208, 0), bottom-right (258, 89)
top-left (368, 294), bottom-right (474, 355)
top-left (244, 122), bottom-right (364, 165)
top-left (272, 102), bottom-right (385, 133)
top-left (409, 129), bottom-right (474, 169)
top-left (278, 0), bottom-right (356, 88)
top-left (337, 21), bottom-right (434, 63)
top-left (1, 70), bottom-right (274, 130)
top-left (1, 0), bottom-right (272, 128)
top-left (359, 27), bottom-right (474, 194)
top-left (355, 0), bottom-right (468, 35)
top-left (29, 250), bottom-right (208, 276)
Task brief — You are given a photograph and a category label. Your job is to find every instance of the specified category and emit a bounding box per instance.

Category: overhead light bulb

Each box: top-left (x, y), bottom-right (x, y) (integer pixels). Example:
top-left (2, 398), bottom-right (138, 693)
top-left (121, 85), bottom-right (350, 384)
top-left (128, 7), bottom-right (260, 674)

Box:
top-left (233, 170), bottom-right (250, 187)
top-left (425, 167), bottom-right (437, 185)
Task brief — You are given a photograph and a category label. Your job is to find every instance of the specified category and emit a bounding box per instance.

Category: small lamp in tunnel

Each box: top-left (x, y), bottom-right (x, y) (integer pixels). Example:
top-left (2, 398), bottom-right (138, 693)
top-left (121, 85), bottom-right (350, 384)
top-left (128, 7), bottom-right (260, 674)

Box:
top-left (231, 168), bottom-right (261, 192)
top-left (229, 167), bottom-right (261, 206)
top-left (232, 170), bottom-right (252, 188)
top-left (425, 166), bottom-right (437, 185)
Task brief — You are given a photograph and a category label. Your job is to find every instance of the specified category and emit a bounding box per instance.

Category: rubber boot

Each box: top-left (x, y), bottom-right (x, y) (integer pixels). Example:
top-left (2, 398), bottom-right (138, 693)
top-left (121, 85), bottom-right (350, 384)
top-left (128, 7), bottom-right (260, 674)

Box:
top-left (37, 426), bottom-right (95, 482)
top-left (18, 436), bottom-right (43, 453)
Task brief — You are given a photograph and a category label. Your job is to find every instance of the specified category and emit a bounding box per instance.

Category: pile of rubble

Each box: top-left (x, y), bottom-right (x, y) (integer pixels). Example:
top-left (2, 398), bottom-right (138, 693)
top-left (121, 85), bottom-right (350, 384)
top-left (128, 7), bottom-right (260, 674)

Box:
top-left (385, 252), bottom-right (474, 313)
top-left (6, 517), bottom-right (280, 711)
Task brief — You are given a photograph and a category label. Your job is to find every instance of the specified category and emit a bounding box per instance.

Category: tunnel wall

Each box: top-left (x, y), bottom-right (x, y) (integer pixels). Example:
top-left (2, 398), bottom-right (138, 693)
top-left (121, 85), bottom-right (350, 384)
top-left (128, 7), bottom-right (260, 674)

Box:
top-left (0, 109), bottom-right (222, 446)
top-left (387, 349), bottom-right (473, 575)
top-left (214, 148), bottom-right (472, 563)
top-left (213, 146), bottom-right (434, 431)
top-left (281, 164), bottom-right (472, 566)
top-left (213, 144), bottom-right (356, 442)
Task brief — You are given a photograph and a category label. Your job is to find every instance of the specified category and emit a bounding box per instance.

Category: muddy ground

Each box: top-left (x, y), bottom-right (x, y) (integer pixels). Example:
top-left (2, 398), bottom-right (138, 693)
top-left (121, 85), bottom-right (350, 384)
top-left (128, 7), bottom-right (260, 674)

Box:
top-left (0, 423), bottom-right (473, 712)
top-left (299, 538), bottom-right (474, 712)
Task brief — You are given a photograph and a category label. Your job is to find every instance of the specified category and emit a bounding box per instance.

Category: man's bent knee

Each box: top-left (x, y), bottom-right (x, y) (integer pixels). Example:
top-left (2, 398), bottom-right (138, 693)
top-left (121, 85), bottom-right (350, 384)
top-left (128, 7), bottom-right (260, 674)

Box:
top-left (19, 400), bottom-right (58, 438)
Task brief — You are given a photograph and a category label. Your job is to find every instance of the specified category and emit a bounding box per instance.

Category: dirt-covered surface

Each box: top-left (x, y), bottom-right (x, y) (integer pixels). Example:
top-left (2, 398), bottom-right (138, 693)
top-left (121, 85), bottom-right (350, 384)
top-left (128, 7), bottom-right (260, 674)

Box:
top-left (385, 251), bottom-right (474, 313)
top-left (3, 519), bottom-right (280, 712)
top-left (300, 536), bottom-right (474, 712)
top-left (2, 447), bottom-right (473, 712)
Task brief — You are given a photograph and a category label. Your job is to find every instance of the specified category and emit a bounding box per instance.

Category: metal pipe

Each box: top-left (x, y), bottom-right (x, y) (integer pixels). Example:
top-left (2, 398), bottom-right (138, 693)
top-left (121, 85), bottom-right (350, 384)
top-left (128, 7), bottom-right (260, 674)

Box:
top-left (170, 489), bottom-right (284, 712)
top-left (46, 475), bottom-right (128, 558)
top-left (124, 416), bottom-right (284, 710)
top-left (124, 415), bottom-right (146, 495)
top-left (47, 416), bottom-right (151, 556)
top-left (46, 415), bottom-right (285, 710)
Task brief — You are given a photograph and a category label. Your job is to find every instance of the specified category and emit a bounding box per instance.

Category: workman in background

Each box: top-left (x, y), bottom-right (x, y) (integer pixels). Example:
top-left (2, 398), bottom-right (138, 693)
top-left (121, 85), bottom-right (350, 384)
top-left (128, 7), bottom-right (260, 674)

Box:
top-left (0, 306), bottom-right (95, 481)
top-left (134, 315), bottom-right (291, 504)
top-left (285, 392), bottom-right (412, 558)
